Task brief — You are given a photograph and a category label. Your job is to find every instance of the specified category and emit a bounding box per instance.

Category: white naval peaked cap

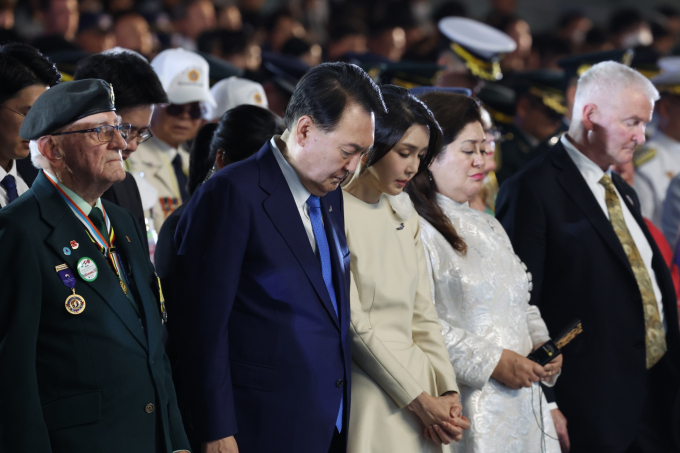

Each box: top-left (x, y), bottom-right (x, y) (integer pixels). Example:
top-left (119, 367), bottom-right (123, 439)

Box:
top-left (657, 56), bottom-right (680, 74)
top-left (438, 17), bottom-right (517, 60)
top-left (203, 76), bottom-right (268, 121)
top-left (151, 48), bottom-right (217, 108)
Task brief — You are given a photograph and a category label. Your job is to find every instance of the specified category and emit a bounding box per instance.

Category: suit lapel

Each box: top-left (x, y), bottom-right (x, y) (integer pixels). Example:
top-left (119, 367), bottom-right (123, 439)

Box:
top-left (553, 145), bottom-right (635, 278)
top-left (106, 204), bottom-right (159, 357)
top-left (33, 172), bottom-right (148, 350)
top-left (257, 143), bottom-right (340, 329)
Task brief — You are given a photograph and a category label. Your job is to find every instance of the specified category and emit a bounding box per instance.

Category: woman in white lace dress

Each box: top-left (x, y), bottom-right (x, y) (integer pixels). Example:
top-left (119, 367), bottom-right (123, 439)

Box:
top-left (405, 92), bottom-right (563, 453)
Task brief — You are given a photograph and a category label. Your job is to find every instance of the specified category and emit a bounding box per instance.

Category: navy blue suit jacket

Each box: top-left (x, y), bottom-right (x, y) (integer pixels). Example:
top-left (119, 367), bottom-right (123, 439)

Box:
top-left (174, 141), bottom-right (351, 452)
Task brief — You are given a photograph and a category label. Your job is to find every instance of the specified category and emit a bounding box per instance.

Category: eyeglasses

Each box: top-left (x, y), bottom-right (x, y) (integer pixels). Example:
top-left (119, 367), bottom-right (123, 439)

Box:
top-left (52, 124), bottom-right (132, 142)
top-left (165, 103), bottom-right (203, 120)
top-left (1, 104), bottom-right (26, 117)
top-left (127, 128), bottom-right (153, 144)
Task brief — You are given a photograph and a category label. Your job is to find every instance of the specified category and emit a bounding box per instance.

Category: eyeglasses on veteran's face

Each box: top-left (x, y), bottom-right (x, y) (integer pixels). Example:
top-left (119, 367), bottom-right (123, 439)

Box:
top-left (165, 103), bottom-right (204, 120)
top-left (52, 124), bottom-right (133, 143)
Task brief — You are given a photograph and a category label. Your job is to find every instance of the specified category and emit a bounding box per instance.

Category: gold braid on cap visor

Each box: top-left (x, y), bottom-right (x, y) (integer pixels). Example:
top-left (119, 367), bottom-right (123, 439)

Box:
top-left (657, 85), bottom-right (680, 96)
top-left (451, 43), bottom-right (503, 81)
top-left (528, 87), bottom-right (567, 115)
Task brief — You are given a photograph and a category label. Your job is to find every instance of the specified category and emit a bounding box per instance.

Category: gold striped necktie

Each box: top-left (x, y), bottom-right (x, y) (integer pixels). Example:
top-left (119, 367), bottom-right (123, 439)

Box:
top-left (599, 174), bottom-right (666, 368)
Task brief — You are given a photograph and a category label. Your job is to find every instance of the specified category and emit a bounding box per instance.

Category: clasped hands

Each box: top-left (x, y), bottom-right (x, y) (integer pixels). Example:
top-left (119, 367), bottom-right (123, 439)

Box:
top-left (491, 345), bottom-right (563, 390)
top-left (407, 391), bottom-right (470, 445)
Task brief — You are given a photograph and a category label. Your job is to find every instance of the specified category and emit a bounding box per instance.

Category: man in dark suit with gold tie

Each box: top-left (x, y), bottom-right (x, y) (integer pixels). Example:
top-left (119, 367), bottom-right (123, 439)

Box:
top-left (497, 61), bottom-right (680, 452)
top-left (0, 80), bottom-right (190, 452)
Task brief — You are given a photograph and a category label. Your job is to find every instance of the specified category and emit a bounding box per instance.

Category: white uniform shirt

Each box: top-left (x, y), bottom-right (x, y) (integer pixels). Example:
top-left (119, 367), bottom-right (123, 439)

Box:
top-left (562, 134), bottom-right (666, 329)
top-left (0, 160), bottom-right (30, 208)
top-left (270, 136), bottom-right (317, 254)
top-left (633, 131), bottom-right (680, 227)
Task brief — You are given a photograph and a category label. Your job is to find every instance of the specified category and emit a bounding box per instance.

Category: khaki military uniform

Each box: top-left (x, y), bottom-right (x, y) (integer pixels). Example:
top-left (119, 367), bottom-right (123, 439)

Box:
top-left (633, 131), bottom-right (680, 228)
top-left (126, 136), bottom-right (189, 233)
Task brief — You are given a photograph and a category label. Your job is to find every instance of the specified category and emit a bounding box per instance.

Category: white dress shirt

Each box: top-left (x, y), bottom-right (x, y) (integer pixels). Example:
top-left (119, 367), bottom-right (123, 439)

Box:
top-left (562, 134), bottom-right (665, 329)
top-left (0, 160), bottom-right (30, 207)
top-left (270, 137), bottom-right (317, 253)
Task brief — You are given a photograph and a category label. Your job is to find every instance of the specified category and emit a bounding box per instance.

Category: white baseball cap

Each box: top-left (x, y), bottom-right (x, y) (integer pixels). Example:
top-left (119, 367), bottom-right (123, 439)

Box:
top-left (203, 76), bottom-right (268, 121)
top-left (151, 48), bottom-right (217, 107)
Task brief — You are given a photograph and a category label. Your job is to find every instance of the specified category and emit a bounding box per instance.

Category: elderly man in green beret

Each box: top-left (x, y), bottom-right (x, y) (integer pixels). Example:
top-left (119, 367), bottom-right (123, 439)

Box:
top-left (0, 79), bottom-right (191, 453)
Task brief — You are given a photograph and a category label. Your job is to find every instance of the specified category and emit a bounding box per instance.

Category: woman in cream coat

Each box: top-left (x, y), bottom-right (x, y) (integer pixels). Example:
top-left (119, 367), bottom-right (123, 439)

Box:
top-left (344, 85), bottom-right (469, 453)
top-left (406, 92), bottom-right (563, 453)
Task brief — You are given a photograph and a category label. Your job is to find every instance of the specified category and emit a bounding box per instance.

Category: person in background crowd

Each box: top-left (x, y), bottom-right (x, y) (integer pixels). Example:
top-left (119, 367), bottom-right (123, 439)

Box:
top-left (634, 65), bottom-right (680, 231)
top-left (127, 48), bottom-right (216, 234)
top-left (343, 85), bottom-right (468, 452)
top-left (174, 62), bottom-right (385, 453)
top-left (281, 36), bottom-right (322, 67)
top-left (32, 0), bottom-right (79, 54)
top-left (495, 70), bottom-right (566, 184)
top-left (0, 79), bottom-right (190, 453)
top-left (203, 76), bottom-right (268, 122)
top-left (608, 8), bottom-right (652, 49)
top-left (0, 42), bottom-right (60, 207)
top-left (172, 0), bottom-right (216, 51)
top-left (436, 17), bottom-right (516, 93)
top-left (408, 89), bottom-right (563, 453)
top-left (157, 105), bottom-right (284, 389)
top-left (76, 13), bottom-right (116, 53)
top-left (73, 48), bottom-right (169, 251)
top-left (114, 12), bottom-right (154, 58)
top-left (497, 61), bottom-right (680, 452)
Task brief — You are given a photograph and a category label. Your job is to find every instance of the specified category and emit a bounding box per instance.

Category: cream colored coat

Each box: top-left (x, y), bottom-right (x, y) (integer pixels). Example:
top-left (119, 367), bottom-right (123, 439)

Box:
top-left (126, 136), bottom-right (190, 233)
top-left (343, 191), bottom-right (459, 453)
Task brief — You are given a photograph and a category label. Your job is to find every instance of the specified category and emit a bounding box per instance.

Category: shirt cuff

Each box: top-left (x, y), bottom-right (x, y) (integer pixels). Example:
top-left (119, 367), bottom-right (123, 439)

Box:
top-left (547, 402), bottom-right (558, 411)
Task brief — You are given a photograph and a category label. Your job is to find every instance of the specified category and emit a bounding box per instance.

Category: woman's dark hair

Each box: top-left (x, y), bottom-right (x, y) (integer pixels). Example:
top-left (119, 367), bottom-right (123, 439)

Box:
top-left (0, 43), bottom-right (61, 105)
top-left (284, 62), bottom-right (386, 132)
top-left (188, 105), bottom-right (285, 194)
top-left (405, 92), bottom-right (482, 255)
top-left (363, 84), bottom-right (442, 174)
top-left (73, 51), bottom-right (168, 110)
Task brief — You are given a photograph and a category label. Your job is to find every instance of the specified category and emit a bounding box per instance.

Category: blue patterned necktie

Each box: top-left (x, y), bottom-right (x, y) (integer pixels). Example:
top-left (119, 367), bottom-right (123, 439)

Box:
top-left (1, 174), bottom-right (18, 204)
top-left (306, 194), bottom-right (343, 432)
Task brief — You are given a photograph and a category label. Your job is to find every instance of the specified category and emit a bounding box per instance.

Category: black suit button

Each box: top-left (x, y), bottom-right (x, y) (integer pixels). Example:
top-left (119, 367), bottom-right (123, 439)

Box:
top-left (335, 379), bottom-right (344, 388)
top-left (145, 403), bottom-right (155, 413)
top-left (634, 341), bottom-right (645, 350)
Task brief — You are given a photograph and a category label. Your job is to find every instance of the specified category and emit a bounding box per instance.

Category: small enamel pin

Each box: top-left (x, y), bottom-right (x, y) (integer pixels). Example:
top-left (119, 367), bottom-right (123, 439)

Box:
top-left (70, 240), bottom-right (79, 249)
top-left (329, 205), bottom-right (333, 213)
top-left (626, 195), bottom-right (634, 206)
top-left (126, 236), bottom-right (131, 242)
top-left (396, 223), bottom-right (405, 230)
top-left (63, 247), bottom-right (71, 255)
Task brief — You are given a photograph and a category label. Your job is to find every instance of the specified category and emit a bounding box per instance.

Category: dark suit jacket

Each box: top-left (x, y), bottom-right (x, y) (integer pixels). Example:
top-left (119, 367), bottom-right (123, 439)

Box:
top-left (174, 142), bottom-right (351, 452)
top-left (496, 141), bottom-right (680, 450)
top-left (102, 171), bottom-right (148, 252)
top-left (0, 171), bottom-right (190, 453)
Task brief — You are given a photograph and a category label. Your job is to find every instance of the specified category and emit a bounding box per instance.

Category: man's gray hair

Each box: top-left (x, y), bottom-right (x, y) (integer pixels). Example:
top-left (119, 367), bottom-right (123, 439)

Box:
top-left (572, 61), bottom-right (659, 124)
top-left (29, 140), bottom-right (49, 170)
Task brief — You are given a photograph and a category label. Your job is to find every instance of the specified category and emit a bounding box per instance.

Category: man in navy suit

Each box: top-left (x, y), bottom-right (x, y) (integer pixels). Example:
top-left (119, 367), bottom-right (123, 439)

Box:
top-left (174, 62), bottom-right (386, 453)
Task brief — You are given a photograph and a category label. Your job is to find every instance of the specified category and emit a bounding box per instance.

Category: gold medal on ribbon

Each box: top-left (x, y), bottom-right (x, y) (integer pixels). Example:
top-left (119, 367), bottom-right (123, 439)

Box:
top-left (65, 289), bottom-right (86, 315)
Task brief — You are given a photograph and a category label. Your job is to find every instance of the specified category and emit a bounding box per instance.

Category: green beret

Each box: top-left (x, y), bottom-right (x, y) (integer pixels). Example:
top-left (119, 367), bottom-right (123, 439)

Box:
top-left (20, 79), bottom-right (116, 140)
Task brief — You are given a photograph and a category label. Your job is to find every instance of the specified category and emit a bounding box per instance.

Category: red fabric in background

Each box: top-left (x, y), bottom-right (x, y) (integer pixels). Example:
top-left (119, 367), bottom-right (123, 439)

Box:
top-left (644, 219), bottom-right (680, 324)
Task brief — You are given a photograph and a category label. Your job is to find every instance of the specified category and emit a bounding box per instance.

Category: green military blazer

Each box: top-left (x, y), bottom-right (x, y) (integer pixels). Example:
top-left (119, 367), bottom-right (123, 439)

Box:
top-left (0, 171), bottom-right (190, 453)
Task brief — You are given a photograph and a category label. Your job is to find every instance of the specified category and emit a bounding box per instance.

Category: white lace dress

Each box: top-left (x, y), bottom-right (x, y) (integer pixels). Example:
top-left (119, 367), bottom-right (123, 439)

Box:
top-left (419, 193), bottom-right (560, 453)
